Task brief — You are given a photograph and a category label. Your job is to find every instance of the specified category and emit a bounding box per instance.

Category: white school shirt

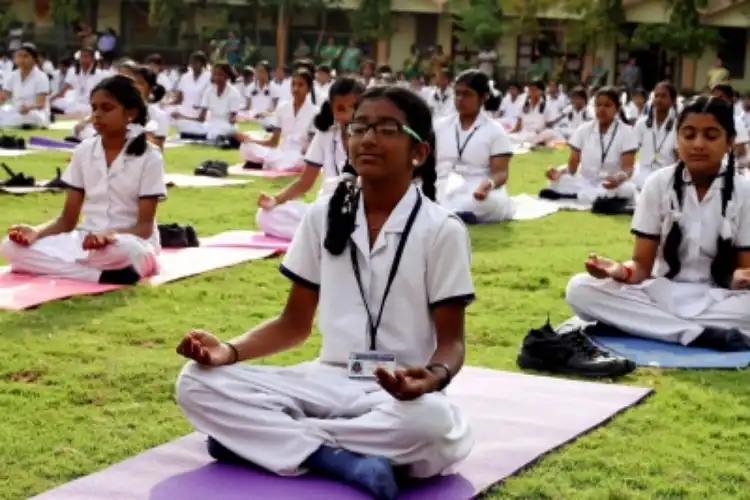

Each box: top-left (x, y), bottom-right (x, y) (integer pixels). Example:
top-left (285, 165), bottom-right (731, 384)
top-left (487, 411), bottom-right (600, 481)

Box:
top-left (625, 102), bottom-right (646, 122)
top-left (569, 120), bottom-right (639, 179)
top-left (519, 99), bottom-right (558, 133)
top-left (2, 67), bottom-right (50, 107)
top-left (279, 185), bottom-right (475, 368)
top-left (272, 78), bottom-right (292, 101)
top-left (561, 106), bottom-right (591, 130)
top-left (635, 114), bottom-right (677, 169)
top-left (429, 86), bottom-right (455, 117)
top-left (304, 127), bottom-right (347, 197)
top-left (632, 164), bottom-right (750, 284)
top-left (734, 115), bottom-right (749, 145)
top-left (435, 112), bottom-right (513, 179)
top-left (63, 67), bottom-right (106, 103)
top-left (500, 94), bottom-right (524, 121)
top-left (61, 137), bottom-right (167, 248)
top-left (546, 92), bottom-right (569, 115)
top-left (315, 81), bottom-right (331, 102)
top-left (248, 81), bottom-right (277, 114)
top-left (200, 83), bottom-right (242, 124)
top-left (147, 104), bottom-right (170, 138)
top-left (156, 72), bottom-right (172, 94)
top-left (271, 99), bottom-right (318, 152)
top-left (177, 69), bottom-right (211, 117)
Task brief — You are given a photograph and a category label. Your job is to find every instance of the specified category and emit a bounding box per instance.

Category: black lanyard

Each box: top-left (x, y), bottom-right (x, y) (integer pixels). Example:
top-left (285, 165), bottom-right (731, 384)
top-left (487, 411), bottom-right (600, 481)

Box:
top-left (599, 122), bottom-right (619, 165)
top-left (455, 125), bottom-right (480, 162)
top-left (332, 131), bottom-right (342, 175)
top-left (651, 122), bottom-right (671, 161)
top-left (350, 192), bottom-right (423, 351)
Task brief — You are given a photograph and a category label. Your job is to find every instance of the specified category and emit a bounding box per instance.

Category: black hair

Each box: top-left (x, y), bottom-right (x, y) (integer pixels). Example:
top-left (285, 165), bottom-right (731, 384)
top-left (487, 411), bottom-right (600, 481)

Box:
top-left (255, 60), bottom-right (272, 78)
top-left (645, 80), bottom-right (677, 130)
top-left (241, 66), bottom-right (255, 79)
top-left (455, 69), bottom-right (490, 97)
top-left (313, 77), bottom-right (366, 132)
top-left (523, 79), bottom-right (547, 113)
top-left (376, 64), bottom-right (392, 76)
top-left (74, 47), bottom-right (98, 75)
top-left (595, 86), bottom-right (628, 123)
top-left (662, 96), bottom-right (737, 288)
top-left (293, 69), bottom-right (316, 104)
top-left (294, 58), bottom-right (316, 74)
top-left (324, 86), bottom-right (437, 255)
top-left (567, 86), bottom-right (589, 121)
top-left (711, 83), bottom-right (734, 104)
top-left (189, 51), bottom-right (208, 66)
top-left (90, 75), bottom-right (149, 157)
top-left (317, 64), bottom-right (332, 74)
top-left (213, 62), bottom-right (237, 84)
top-left (144, 53), bottom-right (163, 66)
top-left (124, 64), bottom-right (166, 104)
top-left (17, 42), bottom-right (39, 61)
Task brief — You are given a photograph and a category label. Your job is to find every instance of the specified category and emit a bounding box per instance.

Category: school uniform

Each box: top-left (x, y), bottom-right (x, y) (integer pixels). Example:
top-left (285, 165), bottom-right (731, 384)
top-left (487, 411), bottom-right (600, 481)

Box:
top-left (147, 104), bottom-right (170, 139)
top-left (272, 78), bottom-right (292, 101)
top-left (199, 83), bottom-right (243, 140)
top-left (549, 119), bottom-right (639, 203)
top-left (245, 82), bottom-right (278, 126)
top-left (173, 69), bottom-right (212, 136)
top-left (429, 87), bottom-right (455, 119)
top-left (52, 67), bottom-right (106, 116)
top-left (240, 99), bottom-right (318, 171)
top-left (256, 126), bottom-right (346, 240)
top-left (632, 113), bottom-right (677, 190)
top-left (625, 102), bottom-right (646, 123)
top-left (498, 94), bottom-right (524, 130)
top-left (0, 66), bottom-right (50, 128)
top-left (315, 81), bottom-right (331, 102)
top-left (176, 185), bottom-right (474, 478)
top-left (555, 106), bottom-right (591, 140)
top-left (566, 164), bottom-right (750, 344)
top-left (508, 98), bottom-right (561, 146)
top-left (546, 92), bottom-right (569, 116)
top-left (435, 113), bottom-right (516, 222)
top-left (1, 137), bottom-right (165, 282)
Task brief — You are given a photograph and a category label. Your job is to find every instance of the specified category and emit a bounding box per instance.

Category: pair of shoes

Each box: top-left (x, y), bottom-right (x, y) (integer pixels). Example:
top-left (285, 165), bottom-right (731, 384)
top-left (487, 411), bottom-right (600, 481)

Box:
top-left (517, 319), bottom-right (636, 378)
top-left (44, 168), bottom-right (66, 189)
top-left (0, 163), bottom-right (35, 187)
top-left (158, 223), bottom-right (199, 248)
top-left (63, 136), bottom-right (82, 144)
top-left (0, 135), bottom-right (26, 150)
top-left (242, 161), bottom-right (263, 170)
top-left (194, 160), bottom-right (229, 178)
top-left (591, 197), bottom-right (634, 215)
top-left (215, 135), bottom-right (240, 150)
top-left (538, 188), bottom-right (578, 200)
top-left (180, 132), bottom-right (208, 141)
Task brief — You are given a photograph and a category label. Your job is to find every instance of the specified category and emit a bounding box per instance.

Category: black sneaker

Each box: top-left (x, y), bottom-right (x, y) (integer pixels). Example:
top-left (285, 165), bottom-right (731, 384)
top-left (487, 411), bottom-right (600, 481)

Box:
top-left (690, 327), bottom-right (750, 352)
top-left (0, 163), bottom-right (34, 187)
top-left (591, 197), bottom-right (634, 215)
top-left (180, 132), bottom-right (208, 141)
top-left (242, 161), bottom-right (263, 170)
top-left (158, 223), bottom-right (189, 248)
top-left (184, 225), bottom-right (199, 247)
top-left (216, 135), bottom-right (240, 150)
top-left (45, 168), bottom-right (66, 189)
top-left (203, 161), bottom-right (228, 178)
top-left (517, 320), bottom-right (636, 378)
top-left (538, 188), bottom-right (578, 200)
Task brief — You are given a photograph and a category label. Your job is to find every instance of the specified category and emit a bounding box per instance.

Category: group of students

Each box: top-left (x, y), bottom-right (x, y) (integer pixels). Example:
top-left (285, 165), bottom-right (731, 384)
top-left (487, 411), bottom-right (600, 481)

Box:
top-left (1, 45), bottom-right (750, 500)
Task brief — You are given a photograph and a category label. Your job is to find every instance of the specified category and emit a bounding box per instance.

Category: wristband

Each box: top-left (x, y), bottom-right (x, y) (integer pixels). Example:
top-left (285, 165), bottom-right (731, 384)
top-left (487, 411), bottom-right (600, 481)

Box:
top-left (618, 264), bottom-right (634, 282)
top-left (426, 363), bottom-right (452, 391)
top-left (224, 342), bottom-right (239, 365)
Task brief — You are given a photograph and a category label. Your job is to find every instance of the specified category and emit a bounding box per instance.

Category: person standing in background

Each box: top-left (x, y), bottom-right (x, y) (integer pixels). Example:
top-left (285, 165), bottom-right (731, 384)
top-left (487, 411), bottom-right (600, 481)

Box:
top-left (293, 39), bottom-right (311, 61)
top-left (318, 37), bottom-right (340, 67)
top-left (707, 57), bottom-right (730, 88)
top-left (7, 22), bottom-right (23, 54)
top-left (477, 46), bottom-right (498, 78)
top-left (339, 39), bottom-right (361, 75)
top-left (584, 58), bottom-right (608, 87)
top-left (618, 57), bottom-right (642, 93)
top-left (225, 30), bottom-right (241, 66)
top-left (97, 28), bottom-right (117, 62)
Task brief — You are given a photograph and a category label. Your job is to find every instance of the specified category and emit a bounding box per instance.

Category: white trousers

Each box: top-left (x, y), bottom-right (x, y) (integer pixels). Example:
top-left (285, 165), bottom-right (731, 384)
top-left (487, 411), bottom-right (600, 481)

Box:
top-left (204, 120), bottom-right (236, 141)
top-left (174, 117), bottom-right (206, 136)
top-left (438, 173), bottom-right (515, 222)
top-left (53, 99), bottom-right (91, 117)
top-left (240, 142), bottom-right (304, 172)
top-left (74, 123), bottom-right (96, 140)
top-left (176, 361), bottom-right (473, 478)
top-left (256, 201), bottom-right (308, 240)
top-left (566, 273), bottom-right (750, 345)
top-left (631, 161), bottom-right (670, 191)
top-left (1, 231), bottom-right (160, 283)
top-left (497, 116), bottom-right (517, 131)
top-left (548, 171), bottom-right (637, 203)
top-left (0, 106), bottom-right (48, 128)
top-left (508, 128), bottom-right (561, 146)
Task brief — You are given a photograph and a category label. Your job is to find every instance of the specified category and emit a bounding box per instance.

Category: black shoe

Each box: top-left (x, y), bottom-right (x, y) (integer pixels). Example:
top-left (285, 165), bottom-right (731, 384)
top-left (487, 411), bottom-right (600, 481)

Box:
top-left (184, 225), bottom-right (199, 247)
top-left (591, 197), bottom-right (634, 215)
top-left (0, 136), bottom-right (26, 150)
top-left (242, 161), bottom-right (263, 170)
top-left (0, 163), bottom-right (34, 187)
top-left (158, 223), bottom-right (189, 248)
top-left (216, 135), bottom-right (240, 150)
top-left (99, 265), bottom-right (141, 285)
top-left (45, 168), bottom-right (66, 189)
top-left (517, 320), bottom-right (636, 378)
top-left (690, 327), bottom-right (750, 352)
top-left (538, 188), bottom-right (578, 200)
top-left (180, 132), bottom-right (208, 141)
top-left (64, 136), bottom-right (82, 144)
top-left (203, 161), bottom-right (228, 177)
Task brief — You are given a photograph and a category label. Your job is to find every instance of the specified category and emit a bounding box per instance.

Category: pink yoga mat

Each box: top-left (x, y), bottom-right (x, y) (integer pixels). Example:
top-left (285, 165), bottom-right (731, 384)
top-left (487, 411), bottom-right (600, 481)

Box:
top-left (228, 165), bottom-right (301, 178)
top-left (30, 367), bottom-right (653, 499)
top-left (0, 247), bottom-right (275, 309)
top-left (201, 231), bottom-right (291, 252)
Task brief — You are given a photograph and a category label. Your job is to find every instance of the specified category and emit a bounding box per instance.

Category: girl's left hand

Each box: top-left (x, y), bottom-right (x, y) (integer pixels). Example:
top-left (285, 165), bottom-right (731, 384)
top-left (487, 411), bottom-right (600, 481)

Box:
top-left (82, 232), bottom-right (115, 250)
top-left (473, 179), bottom-right (494, 200)
top-left (375, 366), bottom-right (441, 401)
top-left (602, 175), bottom-right (623, 189)
top-left (731, 268), bottom-right (750, 290)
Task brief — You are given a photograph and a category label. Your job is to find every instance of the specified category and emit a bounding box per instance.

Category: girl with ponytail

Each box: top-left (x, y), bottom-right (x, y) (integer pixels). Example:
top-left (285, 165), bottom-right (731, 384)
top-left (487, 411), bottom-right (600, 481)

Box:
top-left (554, 86), bottom-right (590, 140)
top-left (2, 75), bottom-right (165, 286)
top-left (50, 46), bottom-right (105, 116)
top-left (632, 80), bottom-right (678, 190)
top-left (174, 85), bottom-right (474, 500)
top-left (711, 83), bottom-right (750, 168)
top-left (567, 95), bottom-right (750, 351)
top-left (508, 79), bottom-right (561, 147)
top-left (255, 77), bottom-right (365, 240)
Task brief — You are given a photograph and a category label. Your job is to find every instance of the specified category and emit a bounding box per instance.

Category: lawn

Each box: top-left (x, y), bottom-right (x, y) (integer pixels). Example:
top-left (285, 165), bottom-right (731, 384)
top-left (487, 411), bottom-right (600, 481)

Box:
top-left (0, 125), bottom-right (748, 500)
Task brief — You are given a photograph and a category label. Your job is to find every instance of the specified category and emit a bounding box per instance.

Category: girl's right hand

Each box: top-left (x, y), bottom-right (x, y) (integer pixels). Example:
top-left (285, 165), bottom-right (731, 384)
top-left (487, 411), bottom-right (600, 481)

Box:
top-left (257, 193), bottom-right (278, 210)
top-left (546, 167), bottom-right (560, 181)
top-left (8, 224), bottom-right (38, 246)
top-left (585, 253), bottom-right (625, 280)
top-left (176, 330), bottom-right (234, 366)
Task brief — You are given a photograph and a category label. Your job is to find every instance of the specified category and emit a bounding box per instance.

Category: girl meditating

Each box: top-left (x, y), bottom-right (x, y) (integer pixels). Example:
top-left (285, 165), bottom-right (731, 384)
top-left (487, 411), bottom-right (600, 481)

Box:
top-left (632, 81), bottom-right (678, 190)
top-left (566, 96), bottom-right (750, 350)
top-left (256, 77), bottom-right (365, 240)
top-left (508, 80), bottom-right (560, 147)
top-left (175, 86), bottom-right (475, 500)
top-left (1, 75), bottom-right (165, 285)
top-left (0, 43), bottom-right (50, 129)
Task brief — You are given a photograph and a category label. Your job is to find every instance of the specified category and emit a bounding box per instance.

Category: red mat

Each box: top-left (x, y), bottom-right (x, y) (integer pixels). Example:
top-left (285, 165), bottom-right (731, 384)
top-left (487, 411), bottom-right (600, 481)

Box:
top-left (201, 231), bottom-right (290, 253)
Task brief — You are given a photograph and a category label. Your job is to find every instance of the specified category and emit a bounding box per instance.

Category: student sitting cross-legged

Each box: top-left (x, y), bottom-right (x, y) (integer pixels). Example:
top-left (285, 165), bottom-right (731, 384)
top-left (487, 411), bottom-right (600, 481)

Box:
top-left (1, 75), bottom-right (164, 285)
top-left (175, 86), bottom-right (475, 500)
top-left (566, 95), bottom-right (750, 351)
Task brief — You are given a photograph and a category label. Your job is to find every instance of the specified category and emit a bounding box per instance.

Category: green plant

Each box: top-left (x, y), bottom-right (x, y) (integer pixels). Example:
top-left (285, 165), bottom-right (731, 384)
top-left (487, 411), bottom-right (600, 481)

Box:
top-left (563, 0), bottom-right (627, 53)
top-left (630, 0), bottom-right (718, 57)
top-left (348, 0), bottom-right (392, 40)
top-left (451, 0), bottom-right (504, 50)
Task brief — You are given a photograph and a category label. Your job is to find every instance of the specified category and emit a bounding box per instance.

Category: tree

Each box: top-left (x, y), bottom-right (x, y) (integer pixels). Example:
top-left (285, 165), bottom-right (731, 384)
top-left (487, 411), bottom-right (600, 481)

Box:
top-left (561, 0), bottom-right (627, 54)
top-left (450, 0), bottom-right (504, 50)
top-left (148, 0), bottom-right (187, 34)
top-left (630, 0), bottom-right (719, 58)
top-left (348, 0), bottom-right (392, 42)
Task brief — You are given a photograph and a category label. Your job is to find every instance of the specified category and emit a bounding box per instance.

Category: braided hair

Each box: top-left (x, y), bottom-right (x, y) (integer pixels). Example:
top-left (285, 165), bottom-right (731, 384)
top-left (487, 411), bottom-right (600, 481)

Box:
top-left (523, 80), bottom-right (546, 113)
top-left (645, 80), bottom-right (678, 131)
top-left (324, 86), bottom-right (437, 255)
top-left (662, 95), bottom-right (737, 288)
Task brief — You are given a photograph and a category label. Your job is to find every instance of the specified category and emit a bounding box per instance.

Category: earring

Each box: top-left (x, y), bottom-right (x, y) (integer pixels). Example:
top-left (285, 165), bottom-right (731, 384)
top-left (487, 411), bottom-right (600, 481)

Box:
top-left (412, 158), bottom-right (420, 166)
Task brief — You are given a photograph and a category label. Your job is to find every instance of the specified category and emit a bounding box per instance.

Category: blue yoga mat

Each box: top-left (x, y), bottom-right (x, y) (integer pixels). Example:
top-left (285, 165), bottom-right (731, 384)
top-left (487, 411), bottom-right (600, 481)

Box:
top-left (591, 335), bottom-right (750, 369)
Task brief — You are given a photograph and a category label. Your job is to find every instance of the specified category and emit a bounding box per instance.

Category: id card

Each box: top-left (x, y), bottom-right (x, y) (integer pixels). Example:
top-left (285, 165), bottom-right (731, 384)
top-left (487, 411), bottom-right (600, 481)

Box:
top-left (348, 352), bottom-right (396, 379)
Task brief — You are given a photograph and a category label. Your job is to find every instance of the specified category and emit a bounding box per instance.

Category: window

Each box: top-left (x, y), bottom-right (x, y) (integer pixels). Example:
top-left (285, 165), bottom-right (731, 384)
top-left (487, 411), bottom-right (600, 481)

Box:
top-left (718, 27), bottom-right (747, 79)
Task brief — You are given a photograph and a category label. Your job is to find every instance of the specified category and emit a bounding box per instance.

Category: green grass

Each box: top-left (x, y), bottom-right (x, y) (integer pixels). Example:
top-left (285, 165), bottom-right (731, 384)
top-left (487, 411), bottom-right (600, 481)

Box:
top-left (1, 126), bottom-right (749, 500)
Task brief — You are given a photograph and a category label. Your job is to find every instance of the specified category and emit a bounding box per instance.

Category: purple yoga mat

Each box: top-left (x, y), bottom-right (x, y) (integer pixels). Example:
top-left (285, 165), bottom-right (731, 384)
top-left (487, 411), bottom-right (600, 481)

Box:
top-left (29, 136), bottom-right (77, 151)
top-left (31, 367), bottom-right (653, 500)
